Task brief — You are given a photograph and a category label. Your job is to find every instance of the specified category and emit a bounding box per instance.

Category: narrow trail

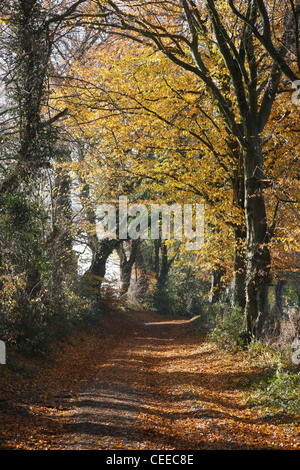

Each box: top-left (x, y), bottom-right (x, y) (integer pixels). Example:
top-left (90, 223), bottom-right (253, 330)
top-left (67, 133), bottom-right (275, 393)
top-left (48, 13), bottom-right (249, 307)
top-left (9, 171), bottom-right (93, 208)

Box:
top-left (65, 315), bottom-right (203, 450)
top-left (1, 309), bottom-right (300, 450)
top-left (55, 311), bottom-right (300, 450)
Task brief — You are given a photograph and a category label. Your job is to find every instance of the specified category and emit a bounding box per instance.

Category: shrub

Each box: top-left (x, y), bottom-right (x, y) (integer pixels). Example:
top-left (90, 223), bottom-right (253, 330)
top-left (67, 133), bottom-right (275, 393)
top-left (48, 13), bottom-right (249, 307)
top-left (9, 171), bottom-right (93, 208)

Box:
top-left (209, 306), bottom-right (245, 351)
top-left (249, 363), bottom-right (300, 417)
top-left (0, 267), bottom-right (93, 357)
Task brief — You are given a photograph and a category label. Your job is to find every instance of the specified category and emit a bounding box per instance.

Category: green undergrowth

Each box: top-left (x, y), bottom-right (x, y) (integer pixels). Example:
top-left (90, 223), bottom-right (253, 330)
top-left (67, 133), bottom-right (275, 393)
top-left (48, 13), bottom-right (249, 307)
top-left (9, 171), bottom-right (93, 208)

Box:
top-left (208, 305), bottom-right (300, 419)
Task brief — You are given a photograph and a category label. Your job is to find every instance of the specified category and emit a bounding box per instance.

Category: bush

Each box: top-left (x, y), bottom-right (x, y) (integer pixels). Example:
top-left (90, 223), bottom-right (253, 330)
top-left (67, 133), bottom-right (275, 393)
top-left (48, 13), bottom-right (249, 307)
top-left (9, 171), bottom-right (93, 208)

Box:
top-left (0, 187), bottom-right (98, 357)
top-left (0, 267), bottom-right (93, 357)
top-left (249, 363), bottom-right (300, 417)
top-left (209, 306), bottom-right (245, 351)
top-left (241, 331), bottom-right (300, 417)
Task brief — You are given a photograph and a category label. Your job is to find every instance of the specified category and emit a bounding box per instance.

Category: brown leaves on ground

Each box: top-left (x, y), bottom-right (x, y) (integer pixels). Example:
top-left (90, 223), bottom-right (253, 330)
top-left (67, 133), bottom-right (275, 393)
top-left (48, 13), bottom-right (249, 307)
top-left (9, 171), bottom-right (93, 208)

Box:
top-left (0, 308), bottom-right (299, 450)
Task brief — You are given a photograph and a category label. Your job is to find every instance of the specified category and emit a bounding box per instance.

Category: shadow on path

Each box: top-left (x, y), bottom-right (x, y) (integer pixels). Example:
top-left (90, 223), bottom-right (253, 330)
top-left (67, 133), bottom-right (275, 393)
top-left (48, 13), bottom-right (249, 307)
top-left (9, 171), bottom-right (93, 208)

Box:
top-left (62, 313), bottom-right (298, 450)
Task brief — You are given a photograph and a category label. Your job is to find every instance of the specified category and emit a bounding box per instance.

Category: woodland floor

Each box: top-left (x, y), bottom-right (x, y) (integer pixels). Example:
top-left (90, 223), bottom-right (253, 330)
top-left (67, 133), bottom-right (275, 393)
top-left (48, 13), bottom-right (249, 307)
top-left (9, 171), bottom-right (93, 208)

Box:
top-left (0, 307), bottom-right (300, 451)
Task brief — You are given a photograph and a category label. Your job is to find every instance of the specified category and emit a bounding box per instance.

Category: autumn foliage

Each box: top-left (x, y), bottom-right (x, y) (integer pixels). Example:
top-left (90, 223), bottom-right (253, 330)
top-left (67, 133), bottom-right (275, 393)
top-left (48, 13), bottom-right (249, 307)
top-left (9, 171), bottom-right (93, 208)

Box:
top-left (0, 0), bottom-right (300, 451)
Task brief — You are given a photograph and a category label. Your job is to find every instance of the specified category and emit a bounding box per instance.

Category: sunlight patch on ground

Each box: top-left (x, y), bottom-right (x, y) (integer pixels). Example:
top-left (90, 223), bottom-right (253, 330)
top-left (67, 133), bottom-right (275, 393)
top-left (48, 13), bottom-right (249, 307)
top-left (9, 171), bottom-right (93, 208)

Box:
top-left (144, 316), bottom-right (200, 326)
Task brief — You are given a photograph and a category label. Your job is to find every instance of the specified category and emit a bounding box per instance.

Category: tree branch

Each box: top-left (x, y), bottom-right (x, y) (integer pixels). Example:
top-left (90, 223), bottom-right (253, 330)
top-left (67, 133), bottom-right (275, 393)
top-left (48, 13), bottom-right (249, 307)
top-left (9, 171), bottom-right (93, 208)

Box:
top-left (228, 0), bottom-right (299, 82)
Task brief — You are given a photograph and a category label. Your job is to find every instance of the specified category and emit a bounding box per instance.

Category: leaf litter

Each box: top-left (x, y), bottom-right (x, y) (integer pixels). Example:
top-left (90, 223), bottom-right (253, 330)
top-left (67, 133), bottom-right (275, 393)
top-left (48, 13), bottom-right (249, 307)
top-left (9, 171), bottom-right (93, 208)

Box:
top-left (0, 308), bottom-right (299, 450)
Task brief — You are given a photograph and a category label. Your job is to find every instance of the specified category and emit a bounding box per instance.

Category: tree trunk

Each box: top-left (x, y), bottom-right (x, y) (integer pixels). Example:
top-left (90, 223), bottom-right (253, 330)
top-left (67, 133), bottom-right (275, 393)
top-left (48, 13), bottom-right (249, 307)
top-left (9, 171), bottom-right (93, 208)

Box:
top-left (230, 142), bottom-right (246, 310)
top-left (243, 141), bottom-right (271, 338)
top-left (232, 227), bottom-right (246, 309)
top-left (272, 278), bottom-right (287, 335)
top-left (154, 241), bottom-right (172, 313)
top-left (82, 240), bottom-right (117, 300)
top-left (154, 239), bottom-right (161, 278)
top-left (210, 264), bottom-right (226, 304)
top-left (134, 240), bottom-right (149, 301)
top-left (158, 242), bottom-right (169, 288)
top-left (53, 148), bottom-right (77, 274)
top-left (78, 149), bottom-right (119, 300)
top-left (117, 240), bottom-right (138, 297)
top-left (10, 0), bottom-right (51, 181)
top-left (275, 279), bottom-right (286, 318)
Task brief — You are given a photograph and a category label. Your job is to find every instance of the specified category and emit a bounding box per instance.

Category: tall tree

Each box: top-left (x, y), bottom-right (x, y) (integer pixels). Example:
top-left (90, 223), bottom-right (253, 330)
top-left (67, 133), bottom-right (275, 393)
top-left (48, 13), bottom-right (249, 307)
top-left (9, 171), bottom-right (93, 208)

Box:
top-left (0, 0), bottom-right (89, 193)
top-left (0, 0), bottom-right (96, 352)
top-left (58, 34), bottom-right (248, 308)
top-left (91, 0), bottom-right (299, 337)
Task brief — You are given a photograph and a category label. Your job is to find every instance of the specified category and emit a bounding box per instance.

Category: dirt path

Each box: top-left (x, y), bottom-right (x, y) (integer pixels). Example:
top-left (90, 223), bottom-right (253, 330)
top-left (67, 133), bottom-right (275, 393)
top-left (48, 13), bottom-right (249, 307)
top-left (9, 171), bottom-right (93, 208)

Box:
top-left (59, 312), bottom-right (300, 450)
top-left (1, 309), bottom-right (300, 450)
top-left (65, 315), bottom-right (203, 450)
